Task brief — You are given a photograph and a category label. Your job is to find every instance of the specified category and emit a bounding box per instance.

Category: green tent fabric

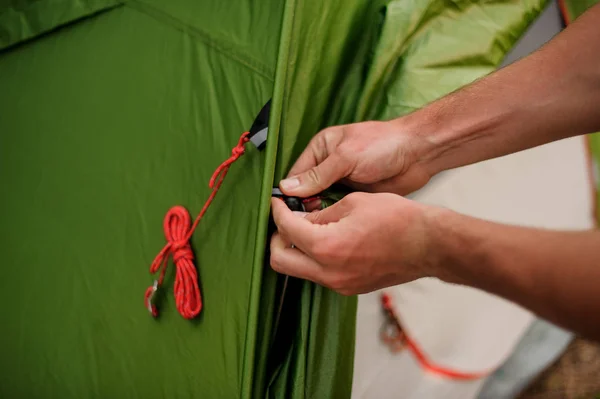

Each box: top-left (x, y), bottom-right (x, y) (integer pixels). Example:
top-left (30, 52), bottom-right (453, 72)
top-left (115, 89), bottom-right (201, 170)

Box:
top-left (0, 1), bottom-right (545, 397)
top-left (559, 0), bottom-right (598, 23)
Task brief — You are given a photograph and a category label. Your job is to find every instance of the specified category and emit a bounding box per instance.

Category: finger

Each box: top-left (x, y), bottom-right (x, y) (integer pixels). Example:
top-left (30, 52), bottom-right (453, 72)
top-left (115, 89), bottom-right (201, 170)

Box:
top-left (303, 199), bottom-right (351, 225)
top-left (345, 167), bottom-right (430, 196)
top-left (271, 198), bottom-right (323, 255)
top-left (270, 233), bottom-right (324, 283)
top-left (287, 128), bottom-right (344, 178)
top-left (286, 139), bottom-right (324, 179)
top-left (274, 229), bottom-right (293, 247)
top-left (280, 152), bottom-right (351, 197)
top-left (303, 198), bottom-right (322, 212)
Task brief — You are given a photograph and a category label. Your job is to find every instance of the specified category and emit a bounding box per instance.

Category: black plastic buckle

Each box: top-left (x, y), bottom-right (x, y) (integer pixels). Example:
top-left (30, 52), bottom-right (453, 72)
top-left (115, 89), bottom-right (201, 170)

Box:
top-left (271, 188), bottom-right (305, 212)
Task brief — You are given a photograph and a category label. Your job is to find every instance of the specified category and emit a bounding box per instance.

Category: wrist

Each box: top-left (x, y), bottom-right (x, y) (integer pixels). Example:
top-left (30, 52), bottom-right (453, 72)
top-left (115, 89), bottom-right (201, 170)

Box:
top-left (421, 206), bottom-right (481, 285)
top-left (391, 79), bottom-right (518, 177)
top-left (389, 105), bottom-right (453, 179)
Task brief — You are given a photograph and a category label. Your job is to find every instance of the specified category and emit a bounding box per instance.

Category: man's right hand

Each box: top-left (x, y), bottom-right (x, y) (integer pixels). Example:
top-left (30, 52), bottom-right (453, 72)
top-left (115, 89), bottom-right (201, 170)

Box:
top-left (278, 120), bottom-right (433, 197)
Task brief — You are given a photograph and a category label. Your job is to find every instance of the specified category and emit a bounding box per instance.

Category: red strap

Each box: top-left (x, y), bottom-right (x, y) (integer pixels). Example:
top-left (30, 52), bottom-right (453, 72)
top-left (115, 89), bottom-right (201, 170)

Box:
top-left (381, 293), bottom-right (491, 380)
top-left (558, 0), bottom-right (571, 24)
top-left (145, 132), bottom-right (250, 319)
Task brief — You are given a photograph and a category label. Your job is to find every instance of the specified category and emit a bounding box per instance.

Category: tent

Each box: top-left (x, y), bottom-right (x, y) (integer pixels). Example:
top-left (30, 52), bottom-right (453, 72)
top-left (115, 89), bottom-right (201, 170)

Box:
top-left (0, 0), bottom-right (572, 397)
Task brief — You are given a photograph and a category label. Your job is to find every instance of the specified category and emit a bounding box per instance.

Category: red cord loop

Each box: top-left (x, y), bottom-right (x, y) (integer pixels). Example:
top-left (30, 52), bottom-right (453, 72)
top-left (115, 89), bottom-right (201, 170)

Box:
top-left (380, 292), bottom-right (491, 380)
top-left (209, 132), bottom-right (250, 189)
top-left (145, 132), bottom-right (250, 319)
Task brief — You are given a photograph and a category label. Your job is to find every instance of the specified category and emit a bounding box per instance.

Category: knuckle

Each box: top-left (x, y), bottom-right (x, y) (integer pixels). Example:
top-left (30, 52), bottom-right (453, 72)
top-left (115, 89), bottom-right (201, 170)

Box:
top-left (269, 252), bottom-right (282, 272)
top-left (312, 131), bottom-right (333, 161)
top-left (270, 260), bottom-right (282, 274)
top-left (337, 288), bottom-right (355, 296)
top-left (276, 217), bottom-right (291, 234)
top-left (306, 167), bottom-right (322, 187)
top-left (318, 128), bottom-right (334, 143)
top-left (269, 234), bottom-right (279, 252)
top-left (321, 126), bottom-right (344, 145)
top-left (344, 191), bottom-right (367, 205)
top-left (324, 274), bottom-right (347, 293)
top-left (306, 211), bottom-right (322, 224)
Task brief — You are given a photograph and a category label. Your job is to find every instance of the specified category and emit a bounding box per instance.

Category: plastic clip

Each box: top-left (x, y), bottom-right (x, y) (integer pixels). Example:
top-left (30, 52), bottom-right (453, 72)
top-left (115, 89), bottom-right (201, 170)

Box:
top-left (272, 188), bottom-right (306, 212)
top-left (146, 280), bottom-right (159, 316)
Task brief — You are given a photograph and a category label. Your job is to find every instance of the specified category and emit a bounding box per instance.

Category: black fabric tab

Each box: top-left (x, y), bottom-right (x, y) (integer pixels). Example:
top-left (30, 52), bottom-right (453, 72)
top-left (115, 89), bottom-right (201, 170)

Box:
top-left (248, 99), bottom-right (271, 150)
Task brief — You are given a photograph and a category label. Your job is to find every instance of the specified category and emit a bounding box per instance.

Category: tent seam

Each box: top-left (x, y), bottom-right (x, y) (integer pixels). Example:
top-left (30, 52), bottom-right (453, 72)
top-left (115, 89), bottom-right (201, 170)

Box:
top-left (240, 0), bottom-right (299, 396)
top-left (125, 0), bottom-right (275, 81)
top-left (0, 1), bottom-right (124, 53)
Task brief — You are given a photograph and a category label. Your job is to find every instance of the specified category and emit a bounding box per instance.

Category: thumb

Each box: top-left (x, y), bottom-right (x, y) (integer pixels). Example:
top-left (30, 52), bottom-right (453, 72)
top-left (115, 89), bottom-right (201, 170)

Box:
top-left (280, 153), bottom-right (350, 197)
top-left (303, 199), bottom-right (351, 225)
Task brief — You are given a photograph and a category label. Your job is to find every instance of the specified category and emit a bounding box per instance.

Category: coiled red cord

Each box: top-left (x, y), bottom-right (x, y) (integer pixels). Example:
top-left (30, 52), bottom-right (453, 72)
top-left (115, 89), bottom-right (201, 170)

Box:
top-left (145, 132), bottom-right (250, 319)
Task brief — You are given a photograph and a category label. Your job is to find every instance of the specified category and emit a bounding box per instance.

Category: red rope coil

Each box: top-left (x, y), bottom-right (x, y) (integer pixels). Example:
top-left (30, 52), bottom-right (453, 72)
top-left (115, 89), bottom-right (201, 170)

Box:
top-left (145, 132), bottom-right (250, 319)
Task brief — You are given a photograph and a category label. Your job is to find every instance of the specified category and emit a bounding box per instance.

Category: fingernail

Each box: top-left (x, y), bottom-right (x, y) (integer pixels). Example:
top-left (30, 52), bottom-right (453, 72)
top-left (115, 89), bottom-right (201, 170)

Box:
top-left (293, 211), bottom-right (308, 218)
top-left (280, 177), bottom-right (300, 191)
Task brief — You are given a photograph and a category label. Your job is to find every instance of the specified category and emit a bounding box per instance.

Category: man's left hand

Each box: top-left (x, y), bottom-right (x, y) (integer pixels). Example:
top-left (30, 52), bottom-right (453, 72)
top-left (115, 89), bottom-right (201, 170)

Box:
top-left (270, 192), bottom-right (435, 295)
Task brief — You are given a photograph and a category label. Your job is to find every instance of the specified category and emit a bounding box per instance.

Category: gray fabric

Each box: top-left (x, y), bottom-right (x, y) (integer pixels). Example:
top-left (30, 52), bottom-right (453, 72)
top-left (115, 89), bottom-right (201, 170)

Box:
top-left (477, 319), bottom-right (572, 399)
top-left (250, 127), bottom-right (268, 149)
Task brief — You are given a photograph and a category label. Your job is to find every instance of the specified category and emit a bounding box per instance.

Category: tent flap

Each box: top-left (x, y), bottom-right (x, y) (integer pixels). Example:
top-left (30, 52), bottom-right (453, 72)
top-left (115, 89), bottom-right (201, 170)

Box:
top-left (0, 2), bottom-right (280, 397)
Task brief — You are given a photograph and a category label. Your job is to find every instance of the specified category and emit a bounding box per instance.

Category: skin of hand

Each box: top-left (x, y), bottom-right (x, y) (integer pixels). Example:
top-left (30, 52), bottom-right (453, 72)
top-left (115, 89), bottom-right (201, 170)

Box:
top-left (270, 192), bottom-right (437, 295)
top-left (279, 120), bottom-right (434, 197)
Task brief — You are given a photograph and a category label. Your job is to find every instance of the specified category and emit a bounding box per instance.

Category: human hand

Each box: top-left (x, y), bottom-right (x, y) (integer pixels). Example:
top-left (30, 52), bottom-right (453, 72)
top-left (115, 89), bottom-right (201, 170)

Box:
top-left (270, 192), bottom-right (436, 295)
top-left (278, 120), bottom-right (433, 198)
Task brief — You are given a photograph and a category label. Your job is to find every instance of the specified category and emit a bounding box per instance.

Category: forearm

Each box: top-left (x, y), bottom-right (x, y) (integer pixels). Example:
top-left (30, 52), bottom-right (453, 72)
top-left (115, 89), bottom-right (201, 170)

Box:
top-left (427, 208), bottom-right (600, 340)
top-left (399, 3), bottom-right (600, 176)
